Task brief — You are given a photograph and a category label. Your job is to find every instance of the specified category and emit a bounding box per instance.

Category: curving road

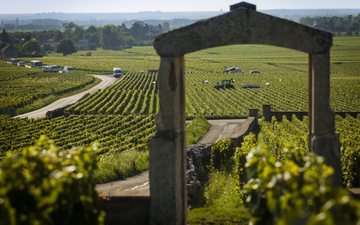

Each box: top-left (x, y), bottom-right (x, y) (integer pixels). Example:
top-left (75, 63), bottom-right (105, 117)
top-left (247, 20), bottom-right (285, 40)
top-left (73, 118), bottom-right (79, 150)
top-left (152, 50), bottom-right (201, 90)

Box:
top-left (96, 118), bottom-right (250, 197)
top-left (15, 75), bottom-right (119, 119)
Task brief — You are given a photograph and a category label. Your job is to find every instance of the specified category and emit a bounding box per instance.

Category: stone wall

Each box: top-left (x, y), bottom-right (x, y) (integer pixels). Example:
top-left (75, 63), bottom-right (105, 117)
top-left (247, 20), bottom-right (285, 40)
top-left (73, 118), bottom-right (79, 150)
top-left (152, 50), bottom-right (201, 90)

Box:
top-left (262, 104), bottom-right (359, 121)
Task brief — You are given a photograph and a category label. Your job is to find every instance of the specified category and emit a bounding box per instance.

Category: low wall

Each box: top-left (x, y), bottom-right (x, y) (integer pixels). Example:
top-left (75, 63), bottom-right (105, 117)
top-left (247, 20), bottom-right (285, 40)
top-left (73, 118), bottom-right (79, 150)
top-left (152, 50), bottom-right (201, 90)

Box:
top-left (262, 104), bottom-right (359, 121)
top-left (100, 196), bottom-right (150, 225)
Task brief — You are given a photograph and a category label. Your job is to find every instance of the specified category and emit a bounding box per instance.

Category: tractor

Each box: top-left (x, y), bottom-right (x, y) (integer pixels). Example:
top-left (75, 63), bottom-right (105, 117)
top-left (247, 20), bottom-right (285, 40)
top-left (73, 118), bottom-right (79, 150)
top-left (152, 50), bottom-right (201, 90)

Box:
top-left (214, 79), bottom-right (234, 89)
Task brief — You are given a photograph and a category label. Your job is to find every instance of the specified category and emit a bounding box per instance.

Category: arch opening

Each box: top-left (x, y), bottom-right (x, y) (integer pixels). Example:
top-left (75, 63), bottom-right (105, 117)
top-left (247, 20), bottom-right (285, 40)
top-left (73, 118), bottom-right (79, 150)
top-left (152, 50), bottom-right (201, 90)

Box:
top-left (149, 3), bottom-right (341, 225)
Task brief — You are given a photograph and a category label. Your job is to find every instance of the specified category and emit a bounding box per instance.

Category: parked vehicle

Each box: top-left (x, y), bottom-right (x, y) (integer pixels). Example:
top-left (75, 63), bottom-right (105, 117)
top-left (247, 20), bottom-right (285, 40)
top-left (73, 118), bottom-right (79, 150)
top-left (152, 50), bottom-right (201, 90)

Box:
top-left (42, 65), bottom-right (61, 72)
top-left (241, 83), bottom-right (260, 88)
top-left (30, 60), bottom-right (43, 68)
top-left (224, 66), bottom-right (244, 74)
top-left (250, 70), bottom-right (261, 74)
top-left (7, 58), bottom-right (18, 65)
top-left (17, 61), bottom-right (25, 67)
top-left (113, 67), bottom-right (123, 78)
top-left (63, 66), bottom-right (74, 73)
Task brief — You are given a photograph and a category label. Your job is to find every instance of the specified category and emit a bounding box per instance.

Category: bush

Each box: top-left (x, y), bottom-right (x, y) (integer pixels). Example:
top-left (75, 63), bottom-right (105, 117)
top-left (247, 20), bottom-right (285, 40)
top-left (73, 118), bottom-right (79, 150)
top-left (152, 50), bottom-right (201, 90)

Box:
top-left (233, 133), bottom-right (257, 188)
top-left (244, 145), bottom-right (360, 225)
top-left (0, 136), bottom-right (105, 225)
top-left (56, 39), bottom-right (77, 56)
top-left (210, 138), bottom-right (234, 171)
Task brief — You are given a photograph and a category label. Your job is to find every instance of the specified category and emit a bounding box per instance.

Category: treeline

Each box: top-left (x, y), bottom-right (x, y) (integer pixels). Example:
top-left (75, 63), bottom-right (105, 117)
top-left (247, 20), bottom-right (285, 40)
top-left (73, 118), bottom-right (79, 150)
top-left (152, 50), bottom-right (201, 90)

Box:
top-left (300, 14), bottom-right (360, 35)
top-left (0, 21), bottom-right (170, 56)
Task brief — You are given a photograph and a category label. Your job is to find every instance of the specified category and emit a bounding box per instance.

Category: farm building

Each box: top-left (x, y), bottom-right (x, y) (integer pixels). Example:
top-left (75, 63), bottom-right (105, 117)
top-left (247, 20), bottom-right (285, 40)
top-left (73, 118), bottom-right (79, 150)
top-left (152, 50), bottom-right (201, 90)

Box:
top-left (0, 44), bottom-right (18, 60)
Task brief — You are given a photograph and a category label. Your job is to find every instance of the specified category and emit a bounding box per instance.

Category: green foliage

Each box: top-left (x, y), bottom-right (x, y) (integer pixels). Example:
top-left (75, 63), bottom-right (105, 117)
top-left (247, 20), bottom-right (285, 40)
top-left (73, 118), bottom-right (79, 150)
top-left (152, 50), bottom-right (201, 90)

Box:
top-left (187, 206), bottom-right (249, 225)
top-left (300, 14), bottom-right (360, 33)
top-left (233, 133), bottom-right (257, 188)
top-left (204, 171), bottom-right (243, 210)
top-left (186, 116), bottom-right (211, 146)
top-left (248, 115), bottom-right (360, 188)
top-left (244, 145), bottom-right (360, 225)
top-left (56, 39), bottom-right (77, 56)
top-left (336, 115), bottom-right (360, 187)
top-left (21, 39), bottom-right (43, 55)
top-left (95, 150), bottom-right (149, 183)
top-left (0, 115), bottom-right (155, 183)
top-left (0, 136), bottom-right (105, 225)
top-left (210, 138), bottom-right (234, 171)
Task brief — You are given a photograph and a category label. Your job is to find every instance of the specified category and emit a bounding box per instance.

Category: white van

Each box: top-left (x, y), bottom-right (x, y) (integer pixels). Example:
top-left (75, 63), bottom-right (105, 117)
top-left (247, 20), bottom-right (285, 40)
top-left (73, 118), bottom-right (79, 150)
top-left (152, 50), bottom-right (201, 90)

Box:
top-left (63, 66), bottom-right (74, 73)
top-left (30, 60), bottom-right (43, 68)
top-left (113, 67), bottom-right (122, 78)
top-left (42, 65), bottom-right (61, 72)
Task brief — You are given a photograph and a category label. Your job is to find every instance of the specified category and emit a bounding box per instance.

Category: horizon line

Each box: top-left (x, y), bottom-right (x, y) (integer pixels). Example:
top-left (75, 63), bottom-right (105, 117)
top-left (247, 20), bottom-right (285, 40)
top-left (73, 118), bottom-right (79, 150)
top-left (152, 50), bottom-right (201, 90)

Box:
top-left (1, 8), bottom-right (360, 15)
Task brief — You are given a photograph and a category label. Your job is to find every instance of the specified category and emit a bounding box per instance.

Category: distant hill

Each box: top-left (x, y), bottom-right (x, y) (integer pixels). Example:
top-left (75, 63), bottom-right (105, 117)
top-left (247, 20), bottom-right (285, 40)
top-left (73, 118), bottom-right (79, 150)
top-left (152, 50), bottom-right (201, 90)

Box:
top-left (0, 9), bottom-right (360, 30)
top-left (262, 9), bottom-right (360, 22)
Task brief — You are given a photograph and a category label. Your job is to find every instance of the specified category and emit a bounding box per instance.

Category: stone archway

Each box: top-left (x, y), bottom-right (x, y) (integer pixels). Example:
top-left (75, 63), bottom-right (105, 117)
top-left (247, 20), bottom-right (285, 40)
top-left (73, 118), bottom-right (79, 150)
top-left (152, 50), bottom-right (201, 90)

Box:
top-left (150, 2), bottom-right (341, 225)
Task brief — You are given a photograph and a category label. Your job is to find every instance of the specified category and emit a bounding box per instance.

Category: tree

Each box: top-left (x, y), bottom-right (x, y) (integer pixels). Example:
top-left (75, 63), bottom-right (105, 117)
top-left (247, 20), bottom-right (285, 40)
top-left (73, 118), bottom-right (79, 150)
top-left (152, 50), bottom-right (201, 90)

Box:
top-left (63, 22), bottom-right (84, 43)
top-left (1, 29), bottom-right (8, 43)
top-left (21, 39), bottom-right (42, 55)
top-left (84, 26), bottom-right (100, 50)
top-left (101, 25), bottom-right (120, 50)
top-left (56, 39), bottom-right (76, 56)
top-left (130, 21), bottom-right (145, 40)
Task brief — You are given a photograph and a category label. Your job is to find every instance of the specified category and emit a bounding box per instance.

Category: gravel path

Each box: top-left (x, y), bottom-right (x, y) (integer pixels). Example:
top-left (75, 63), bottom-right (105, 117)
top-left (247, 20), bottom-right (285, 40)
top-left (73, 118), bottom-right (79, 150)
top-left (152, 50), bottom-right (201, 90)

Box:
top-left (15, 75), bottom-right (119, 119)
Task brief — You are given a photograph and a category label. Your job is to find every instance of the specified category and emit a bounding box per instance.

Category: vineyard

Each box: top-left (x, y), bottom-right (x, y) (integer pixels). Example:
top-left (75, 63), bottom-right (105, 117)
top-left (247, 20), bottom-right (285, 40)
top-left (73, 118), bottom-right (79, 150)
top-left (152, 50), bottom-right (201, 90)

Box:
top-left (238, 115), bottom-right (360, 188)
top-left (0, 62), bottom-right (99, 116)
top-left (47, 37), bottom-right (360, 118)
top-left (64, 69), bottom-right (359, 118)
top-left (0, 36), bottom-right (359, 183)
top-left (0, 115), bottom-right (155, 182)
top-left (66, 72), bottom-right (158, 115)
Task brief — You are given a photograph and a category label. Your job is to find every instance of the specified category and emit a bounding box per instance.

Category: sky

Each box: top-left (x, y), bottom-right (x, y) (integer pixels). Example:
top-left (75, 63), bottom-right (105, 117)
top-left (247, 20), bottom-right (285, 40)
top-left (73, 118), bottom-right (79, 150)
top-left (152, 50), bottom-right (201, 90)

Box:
top-left (1, 0), bottom-right (360, 14)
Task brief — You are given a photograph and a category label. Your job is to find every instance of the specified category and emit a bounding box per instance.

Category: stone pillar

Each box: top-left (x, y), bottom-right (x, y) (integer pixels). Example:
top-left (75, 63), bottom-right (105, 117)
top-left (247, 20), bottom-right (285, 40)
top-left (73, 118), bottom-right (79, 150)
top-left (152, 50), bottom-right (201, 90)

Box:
top-left (310, 51), bottom-right (342, 186)
top-left (149, 56), bottom-right (186, 225)
top-left (249, 108), bottom-right (258, 124)
top-left (262, 104), bottom-right (272, 121)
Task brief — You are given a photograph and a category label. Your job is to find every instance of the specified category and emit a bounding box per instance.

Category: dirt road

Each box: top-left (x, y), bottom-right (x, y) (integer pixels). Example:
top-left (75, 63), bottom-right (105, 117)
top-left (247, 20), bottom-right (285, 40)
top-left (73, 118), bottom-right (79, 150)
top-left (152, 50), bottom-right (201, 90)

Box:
top-left (96, 171), bottom-right (150, 197)
top-left (95, 119), bottom-right (249, 197)
top-left (197, 119), bottom-right (246, 144)
top-left (16, 75), bottom-right (118, 119)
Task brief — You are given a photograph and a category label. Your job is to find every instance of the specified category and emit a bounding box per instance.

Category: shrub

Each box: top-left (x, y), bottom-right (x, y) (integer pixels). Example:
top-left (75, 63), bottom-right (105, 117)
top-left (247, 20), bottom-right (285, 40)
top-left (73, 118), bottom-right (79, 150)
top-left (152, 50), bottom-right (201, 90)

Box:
top-left (0, 136), bottom-right (105, 225)
top-left (244, 145), bottom-right (360, 225)
top-left (233, 133), bottom-right (257, 188)
top-left (210, 138), bottom-right (234, 171)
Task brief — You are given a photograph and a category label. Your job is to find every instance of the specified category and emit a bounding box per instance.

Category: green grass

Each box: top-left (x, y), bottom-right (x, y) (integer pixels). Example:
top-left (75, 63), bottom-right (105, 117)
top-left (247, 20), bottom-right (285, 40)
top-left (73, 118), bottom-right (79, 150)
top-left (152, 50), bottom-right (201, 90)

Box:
top-left (186, 117), bottom-right (211, 145)
top-left (187, 207), bottom-right (249, 225)
top-left (187, 170), bottom-right (248, 224)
